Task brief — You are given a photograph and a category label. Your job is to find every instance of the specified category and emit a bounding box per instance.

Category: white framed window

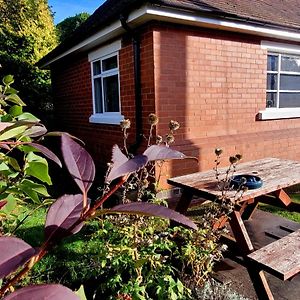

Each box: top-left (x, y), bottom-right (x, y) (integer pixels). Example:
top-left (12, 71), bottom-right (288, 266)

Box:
top-left (88, 40), bottom-right (124, 124)
top-left (259, 41), bottom-right (300, 120)
top-left (266, 53), bottom-right (300, 109)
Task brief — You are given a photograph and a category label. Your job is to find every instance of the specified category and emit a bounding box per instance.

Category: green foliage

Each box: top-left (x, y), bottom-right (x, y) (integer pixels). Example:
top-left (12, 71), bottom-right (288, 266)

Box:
top-left (0, 0), bottom-right (57, 123)
top-left (56, 13), bottom-right (90, 43)
top-left (18, 203), bottom-right (223, 300)
top-left (0, 76), bottom-right (53, 232)
top-left (0, 0), bottom-right (57, 64)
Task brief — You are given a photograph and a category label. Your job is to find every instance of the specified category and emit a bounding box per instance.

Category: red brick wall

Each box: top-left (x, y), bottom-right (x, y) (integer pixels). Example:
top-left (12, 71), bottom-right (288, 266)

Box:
top-left (153, 24), bottom-right (300, 184)
top-left (51, 26), bottom-right (155, 175)
top-left (51, 22), bottom-right (300, 188)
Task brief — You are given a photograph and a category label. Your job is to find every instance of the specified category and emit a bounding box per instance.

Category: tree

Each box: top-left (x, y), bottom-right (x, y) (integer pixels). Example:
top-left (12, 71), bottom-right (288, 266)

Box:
top-left (0, 0), bottom-right (58, 125)
top-left (0, 0), bottom-right (57, 64)
top-left (56, 13), bottom-right (90, 43)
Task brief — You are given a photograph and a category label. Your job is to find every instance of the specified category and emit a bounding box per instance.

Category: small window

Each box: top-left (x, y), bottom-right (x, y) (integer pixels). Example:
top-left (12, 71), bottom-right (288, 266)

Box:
top-left (92, 53), bottom-right (120, 114)
top-left (266, 53), bottom-right (300, 108)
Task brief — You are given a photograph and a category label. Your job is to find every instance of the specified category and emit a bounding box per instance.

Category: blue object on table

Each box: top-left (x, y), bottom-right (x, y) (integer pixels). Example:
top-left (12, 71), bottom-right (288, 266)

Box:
top-left (230, 174), bottom-right (263, 190)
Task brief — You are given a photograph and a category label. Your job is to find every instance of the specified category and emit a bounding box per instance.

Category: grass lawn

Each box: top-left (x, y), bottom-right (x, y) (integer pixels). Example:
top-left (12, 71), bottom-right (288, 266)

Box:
top-left (258, 193), bottom-right (300, 223)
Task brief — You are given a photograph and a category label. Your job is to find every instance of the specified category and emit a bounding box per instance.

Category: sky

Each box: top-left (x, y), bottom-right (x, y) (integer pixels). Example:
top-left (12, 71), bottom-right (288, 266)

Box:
top-left (49, 0), bottom-right (106, 24)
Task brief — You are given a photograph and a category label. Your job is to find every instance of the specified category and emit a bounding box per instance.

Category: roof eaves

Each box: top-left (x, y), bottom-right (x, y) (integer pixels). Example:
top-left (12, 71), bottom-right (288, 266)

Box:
top-left (39, 0), bottom-right (300, 68)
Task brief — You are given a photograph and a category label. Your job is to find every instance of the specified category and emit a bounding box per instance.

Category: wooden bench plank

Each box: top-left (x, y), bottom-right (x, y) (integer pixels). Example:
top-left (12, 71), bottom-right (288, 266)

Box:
top-left (247, 229), bottom-right (300, 280)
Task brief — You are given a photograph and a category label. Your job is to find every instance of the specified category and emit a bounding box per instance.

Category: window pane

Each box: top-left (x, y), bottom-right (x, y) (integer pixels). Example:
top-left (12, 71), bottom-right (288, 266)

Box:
top-left (103, 75), bottom-right (119, 112)
top-left (102, 56), bottom-right (118, 71)
top-left (280, 74), bottom-right (300, 90)
top-left (93, 61), bottom-right (101, 75)
top-left (267, 74), bottom-right (277, 90)
top-left (267, 55), bottom-right (278, 71)
top-left (279, 92), bottom-right (300, 108)
top-left (281, 55), bottom-right (300, 72)
top-left (266, 92), bottom-right (277, 108)
top-left (94, 78), bottom-right (103, 113)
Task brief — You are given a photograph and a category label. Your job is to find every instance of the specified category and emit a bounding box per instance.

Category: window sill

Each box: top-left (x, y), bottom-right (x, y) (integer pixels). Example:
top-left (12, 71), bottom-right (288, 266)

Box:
top-left (258, 108), bottom-right (300, 120)
top-left (89, 113), bottom-right (124, 125)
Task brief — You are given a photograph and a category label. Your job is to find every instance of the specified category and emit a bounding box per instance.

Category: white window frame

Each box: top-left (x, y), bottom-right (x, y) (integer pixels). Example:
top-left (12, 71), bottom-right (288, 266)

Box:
top-left (88, 40), bottom-right (124, 125)
top-left (259, 41), bottom-right (300, 120)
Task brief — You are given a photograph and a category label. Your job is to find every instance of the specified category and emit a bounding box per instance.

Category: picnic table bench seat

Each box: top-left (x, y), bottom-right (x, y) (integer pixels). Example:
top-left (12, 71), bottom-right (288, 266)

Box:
top-left (247, 229), bottom-right (300, 280)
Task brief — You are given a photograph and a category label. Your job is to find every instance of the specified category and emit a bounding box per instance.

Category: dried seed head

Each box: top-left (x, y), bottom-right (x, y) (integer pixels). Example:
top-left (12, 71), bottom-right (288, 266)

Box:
top-left (215, 148), bottom-right (223, 156)
top-left (148, 113), bottom-right (159, 125)
top-left (229, 156), bottom-right (238, 164)
top-left (142, 179), bottom-right (149, 188)
top-left (120, 119), bottom-right (131, 129)
top-left (156, 135), bottom-right (163, 144)
top-left (169, 120), bottom-right (180, 131)
top-left (166, 133), bottom-right (175, 144)
top-left (235, 154), bottom-right (242, 161)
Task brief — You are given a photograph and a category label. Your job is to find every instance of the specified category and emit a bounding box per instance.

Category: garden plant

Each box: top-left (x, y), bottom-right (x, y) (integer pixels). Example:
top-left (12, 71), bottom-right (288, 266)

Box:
top-left (0, 74), bottom-right (241, 299)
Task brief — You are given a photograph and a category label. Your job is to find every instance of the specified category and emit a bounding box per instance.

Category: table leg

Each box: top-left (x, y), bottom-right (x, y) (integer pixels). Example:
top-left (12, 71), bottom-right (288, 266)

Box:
top-left (229, 210), bottom-right (254, 254)
top-left (174, 189), bottom-right (193, 214)
top-left (229, 210), bottom-right (274, 300)
top-left (241, 199), bottom-right (259, 220)
top-left (273, 189), bottom-right (291, 206)
top-left (247, 269), bottom-right (274, 300)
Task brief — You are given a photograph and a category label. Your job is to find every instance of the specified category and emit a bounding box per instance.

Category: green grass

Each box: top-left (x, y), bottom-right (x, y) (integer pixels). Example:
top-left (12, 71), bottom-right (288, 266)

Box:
top-left (7, 205), bottom-right (105, 288)
top-left (258, 193), bottom-right (300, 223)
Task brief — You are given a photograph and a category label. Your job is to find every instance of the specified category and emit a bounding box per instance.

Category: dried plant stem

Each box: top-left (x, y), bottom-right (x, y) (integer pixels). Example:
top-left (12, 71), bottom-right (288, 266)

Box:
top-left (147, 125), bottom-right (154, 147)
top-left (0, 250), bottom-right (46, 297)
top-left (123, 129), bottom-right (129, 157)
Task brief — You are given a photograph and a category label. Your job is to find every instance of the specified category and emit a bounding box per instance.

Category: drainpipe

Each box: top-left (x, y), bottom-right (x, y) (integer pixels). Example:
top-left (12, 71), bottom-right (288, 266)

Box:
top-left (120, 14), bottom-right (143, 154)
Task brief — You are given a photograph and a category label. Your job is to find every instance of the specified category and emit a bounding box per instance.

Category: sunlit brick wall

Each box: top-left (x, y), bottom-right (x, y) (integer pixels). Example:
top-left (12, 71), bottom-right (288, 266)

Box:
top-left (153, 24), bottom-right (300, 185)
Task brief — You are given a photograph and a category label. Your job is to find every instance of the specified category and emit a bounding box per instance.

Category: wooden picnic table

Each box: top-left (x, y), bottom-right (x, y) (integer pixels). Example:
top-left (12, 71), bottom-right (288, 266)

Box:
top-left (167, 157), bottom-right (300, 300)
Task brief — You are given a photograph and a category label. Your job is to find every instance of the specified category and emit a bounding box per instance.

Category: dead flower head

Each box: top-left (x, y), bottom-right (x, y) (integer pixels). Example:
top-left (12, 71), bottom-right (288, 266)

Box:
top-left (156, 135), bottom-right (163, 144)
top-left (229, 156), bottom-right (238, 164)
top-left (169, 120), bottom-right (180, 131)
top-left (120, 119), bottom-right (131, 129)
top-left (148, 113), bottom-right (159, 126)
top-left (215, 148), bottom-right (223, 156)
top-left (166, 133), bottom-right (175, 144)
top-left (235, 154), bottom-right (242, 161)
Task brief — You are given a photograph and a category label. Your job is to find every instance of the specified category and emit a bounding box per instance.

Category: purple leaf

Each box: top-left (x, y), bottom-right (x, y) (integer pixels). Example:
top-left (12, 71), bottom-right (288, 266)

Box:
top-left (45, 194), bottom-right (84, 242)
top-left (0, 237), bottom-right (36, 279)
top-left (61, 134), bottom-right (95, 194)
top-left (0, 143), bottom-right (10, 150)
top-left (0, 200), bottom-right (7, 210)
top-left (111, 202), bottom-right (198, 230)
top-left (106, 155), bottom-right (148, 182)
top-left (143, 145), bottom-right (194, 161)
top-left (23, 125), bottom-right (47, 138)
top-left (4, 284), bottom-right (80, 300)
top-left (29, 143), bottom-right (62, 167)
top-left (0, 122), bottom-right (12, 132)
top-left (111, 144), bottom-right (128, 169)
top-left (45, 131), bottom-right (84, 144)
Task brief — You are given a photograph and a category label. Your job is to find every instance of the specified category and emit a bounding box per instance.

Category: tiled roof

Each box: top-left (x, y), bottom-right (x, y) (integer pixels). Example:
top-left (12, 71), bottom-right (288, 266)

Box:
top-left (161, 0), bottom-right (300, 29)
top-left (39, 0), bottom-right (300, 66)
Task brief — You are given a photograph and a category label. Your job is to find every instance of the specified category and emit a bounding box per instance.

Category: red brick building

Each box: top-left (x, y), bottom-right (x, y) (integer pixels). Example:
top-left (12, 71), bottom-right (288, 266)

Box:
top-left (40, 0), bottom-right (300, 186)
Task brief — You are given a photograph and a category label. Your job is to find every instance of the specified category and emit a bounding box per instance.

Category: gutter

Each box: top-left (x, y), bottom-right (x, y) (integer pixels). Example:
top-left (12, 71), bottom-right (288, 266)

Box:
top-left (120, 14), bottom-right (143, 153)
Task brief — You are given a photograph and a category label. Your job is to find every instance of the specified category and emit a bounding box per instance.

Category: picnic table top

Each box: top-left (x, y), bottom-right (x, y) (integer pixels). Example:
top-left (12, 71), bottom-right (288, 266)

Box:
top-left (167, 157), bottom-right (300, 203)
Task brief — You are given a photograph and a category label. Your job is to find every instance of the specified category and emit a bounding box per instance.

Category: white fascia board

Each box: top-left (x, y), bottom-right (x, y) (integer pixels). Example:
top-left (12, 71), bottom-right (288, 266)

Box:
top-left (145, 6), bottom-right (300, 42)
top-left (42, 4), bottom-right (300, 67)
top-left (40, 5), bottom-right (149, 68)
